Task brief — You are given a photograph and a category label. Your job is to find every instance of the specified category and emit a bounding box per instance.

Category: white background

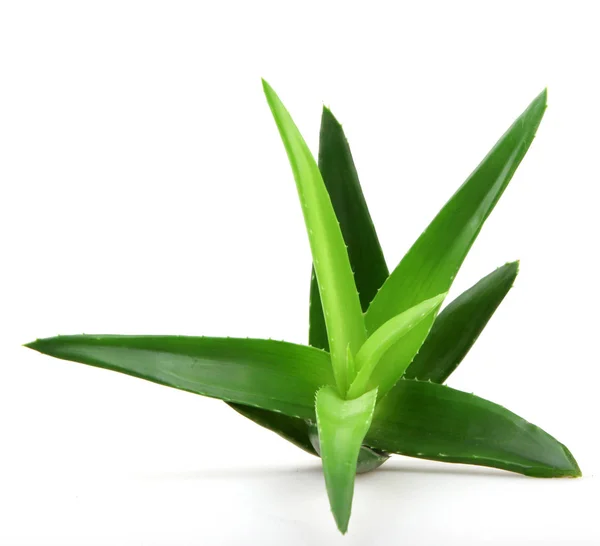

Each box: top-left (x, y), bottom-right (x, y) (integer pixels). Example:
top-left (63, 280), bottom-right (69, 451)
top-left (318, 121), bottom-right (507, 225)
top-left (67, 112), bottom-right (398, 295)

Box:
top-left (1, 1), bottom-right (599, 544)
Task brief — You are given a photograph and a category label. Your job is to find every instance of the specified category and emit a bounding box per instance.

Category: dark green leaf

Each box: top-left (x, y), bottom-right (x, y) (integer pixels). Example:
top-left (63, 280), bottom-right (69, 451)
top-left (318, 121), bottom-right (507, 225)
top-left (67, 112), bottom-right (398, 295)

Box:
top-left (25, 335), bottom-right (333, 421)
top-left (405, 262), bottom-right (519, 383)
top-left (365, 90), bottom-right (547, 398)
top-left (230, 405), bottom-right (317, 456)
top-left (309, 107), bottom-right (389, 351)
top-left (366, 379), bottom-right (580, 478)
top-left (231, 406), bottom-right (392, 467)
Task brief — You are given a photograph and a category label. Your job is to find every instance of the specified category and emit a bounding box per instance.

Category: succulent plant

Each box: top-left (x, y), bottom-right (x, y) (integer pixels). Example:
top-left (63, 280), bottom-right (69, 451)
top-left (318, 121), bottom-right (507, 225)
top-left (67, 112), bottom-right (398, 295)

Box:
top-left (25, 80), bottom-right (580, 534)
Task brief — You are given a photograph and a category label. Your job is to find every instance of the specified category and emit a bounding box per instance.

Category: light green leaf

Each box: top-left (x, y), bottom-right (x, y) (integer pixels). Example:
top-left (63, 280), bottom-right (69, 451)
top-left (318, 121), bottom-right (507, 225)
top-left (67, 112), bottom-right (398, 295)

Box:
top-left (263, 80), bottom-right (366, 394)
top-left (229, 405), bottom-right (317, 455)
top-left (315, 385), bottom-right (378, 534)
top-left (364, 90), bottom-right (547, 398)
top-left (346, 293), bottom-right (445, 399)
top-left (232, 106), bottom-right (391, 455)
top-left (25, 335), bottom-right (333, 421)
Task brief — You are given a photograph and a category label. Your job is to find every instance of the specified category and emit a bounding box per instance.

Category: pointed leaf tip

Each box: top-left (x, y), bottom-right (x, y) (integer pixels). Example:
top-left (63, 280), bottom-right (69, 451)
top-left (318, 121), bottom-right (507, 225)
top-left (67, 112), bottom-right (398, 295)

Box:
top-left (364, 88), bottom-right (548, 398)
top-left (309, 101), bottom-right (388, 355)
top-left (348, 293), bottom-right (447, 399)
top-left (23, 335), bottom-right (334, 421)
top-left (263, 80), bottom-right (366, 393)
top-left (369, 380), bottom-right (580, 478)
top-left (316, 386), bottom-right (377, 533)
top-left (321, 105), bottom-right (339, 126)
top-left (561, 443), bottom-right (582, 477)
top-left (404, 263), bottom-right (519, 383)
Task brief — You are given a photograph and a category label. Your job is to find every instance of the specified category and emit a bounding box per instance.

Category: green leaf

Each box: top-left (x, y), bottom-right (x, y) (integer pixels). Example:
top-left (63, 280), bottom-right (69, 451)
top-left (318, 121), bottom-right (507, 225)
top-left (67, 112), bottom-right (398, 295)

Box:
top-left (309, 107), bottom-right (389, 351)
top-left (263, 81), bottom-right (366, 394)
top-left (229, 405), bottom-right (317, 456)
top-left (364, 90), bottom-right (547, 397)
top-left (307, 422), bottom-right (390, 473)
top-left (404, 262), bottom-right (519, 383)
top-left (346, 293), bottom-right (446, 399)
top-left (315, 386), bottom-right (378, 534)
top-left (366, 379), bottom-right (580, 478)
top-left (234, 106), bottom-right (391, 459)
top-left (25, 335), bottom-right (333, 421)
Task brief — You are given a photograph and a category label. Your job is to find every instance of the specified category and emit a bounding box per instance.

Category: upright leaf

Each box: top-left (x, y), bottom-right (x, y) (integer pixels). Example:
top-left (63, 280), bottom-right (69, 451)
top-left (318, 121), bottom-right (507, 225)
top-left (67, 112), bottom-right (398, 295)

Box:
top-left (316, 386), bottom-right (378, 533)
top-left (364, 90), bottom-right (547, 397)
top-left (404, 262), bottom-right (519, 382)
top-left (309, 107), bottom-right (389, 351)
top-left (263, 81), bottom-right (366, 394)
top-left (26, 335), bottom-right (333, 421)
top-left (366, 379), bottom-right (580, 478)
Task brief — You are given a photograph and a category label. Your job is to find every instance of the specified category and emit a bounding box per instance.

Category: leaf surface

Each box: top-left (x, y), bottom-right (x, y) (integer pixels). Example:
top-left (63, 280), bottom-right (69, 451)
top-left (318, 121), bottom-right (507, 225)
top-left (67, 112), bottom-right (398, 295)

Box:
top-left (347, 293), bottom-right (445, 399)
top-left (26, 335), bottom-right (333, 421)
top-left (263, 81), bottom-right (366, 393)
top-left (365, 90), bottom-right (547, 397)
top-left (307, 423), bottom-right (389, 473)
top-left (367, 379), bottom-right (580, 478)
top-left (229, 405), bottom-right (317, 455)
top-left (309, 107), bottom-right (388, 351)
top-left (26, 336), bottom-right (579, 478)
top-left (404, 262), bottom-right (518, 382)
top-left (316, 386), bottom-right (378, 533)
top-left (236, 106), bottom-right (390, 455)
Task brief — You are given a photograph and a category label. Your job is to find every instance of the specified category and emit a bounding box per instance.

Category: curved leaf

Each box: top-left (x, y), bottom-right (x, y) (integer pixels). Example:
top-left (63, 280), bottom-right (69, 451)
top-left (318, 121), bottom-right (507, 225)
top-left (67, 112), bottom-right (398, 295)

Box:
top-left (405, 262), bottom-right (519, 382)
top-left (367, 379), bottom-right (580, 478)
top-left (25, 335), bottom-right (333, 421)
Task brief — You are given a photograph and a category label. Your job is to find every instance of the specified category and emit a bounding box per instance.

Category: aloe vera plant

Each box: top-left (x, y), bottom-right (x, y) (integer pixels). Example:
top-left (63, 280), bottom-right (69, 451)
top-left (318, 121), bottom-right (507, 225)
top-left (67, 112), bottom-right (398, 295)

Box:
top-left (25, 81), bottom-right (580, 534)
